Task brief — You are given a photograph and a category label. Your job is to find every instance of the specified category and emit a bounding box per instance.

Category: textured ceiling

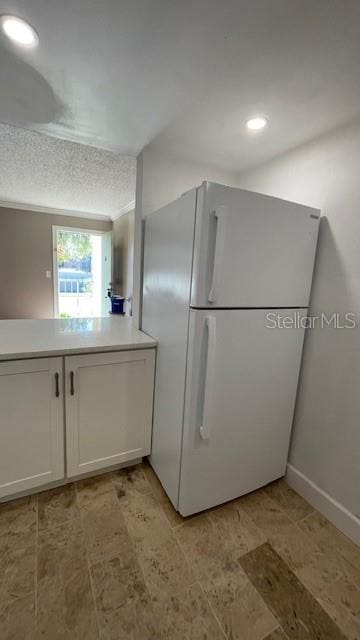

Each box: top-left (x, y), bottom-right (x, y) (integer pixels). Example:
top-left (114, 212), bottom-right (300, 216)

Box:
top-left (1, 0), bottom-right (360, 173)
top-left (0, 124), bottom-right (136, 219)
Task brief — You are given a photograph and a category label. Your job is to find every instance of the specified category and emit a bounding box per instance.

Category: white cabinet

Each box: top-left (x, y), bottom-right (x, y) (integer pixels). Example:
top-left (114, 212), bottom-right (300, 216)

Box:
top-left (0, 358), bottom-right (64, 499)
top-left (0, 348), bottom-right (155, 499)
top-left (65, 349), bottom-right (155, 477)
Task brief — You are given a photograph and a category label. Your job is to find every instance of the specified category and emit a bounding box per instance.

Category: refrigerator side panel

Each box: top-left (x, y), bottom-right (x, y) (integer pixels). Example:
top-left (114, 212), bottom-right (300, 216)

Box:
top-left (142, 189), bottom-right (197, 507)
top-left (191, 182), bottom-right (320, 308)
top-left (179, 308), bottom-right (307, 516)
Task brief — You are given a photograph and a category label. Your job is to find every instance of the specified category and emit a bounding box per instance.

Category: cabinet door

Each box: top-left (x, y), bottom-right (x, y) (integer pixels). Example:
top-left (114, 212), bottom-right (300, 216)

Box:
top-left (65, 349), bottom-right (155, 477)
top-left (0, 358), bottom-right (64, 499)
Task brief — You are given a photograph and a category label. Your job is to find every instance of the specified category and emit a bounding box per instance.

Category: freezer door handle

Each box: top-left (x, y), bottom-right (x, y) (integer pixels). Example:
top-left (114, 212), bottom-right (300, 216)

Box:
top-left (208, 206), bottom-right (227, 303)
top-left (200, 315), bottom-right (217, 440)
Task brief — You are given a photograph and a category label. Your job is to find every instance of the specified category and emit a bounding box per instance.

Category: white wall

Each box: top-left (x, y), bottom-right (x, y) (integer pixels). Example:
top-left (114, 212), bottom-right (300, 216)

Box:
top-left (238, 119), bottom-right (360, 539)
top-left (139, 146), bottom-right (239, 217)
top-left (133, 144), bottom-right (239, 324)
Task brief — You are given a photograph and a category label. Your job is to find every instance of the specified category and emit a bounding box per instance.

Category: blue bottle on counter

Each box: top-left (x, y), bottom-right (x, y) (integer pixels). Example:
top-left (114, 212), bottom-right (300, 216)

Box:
top-left (110, 296), bottom-right (125, 314)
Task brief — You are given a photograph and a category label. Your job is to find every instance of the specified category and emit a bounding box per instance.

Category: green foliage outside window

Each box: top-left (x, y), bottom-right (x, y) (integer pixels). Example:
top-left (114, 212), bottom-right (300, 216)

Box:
top-left (57, 232), bottom-right (92, 264)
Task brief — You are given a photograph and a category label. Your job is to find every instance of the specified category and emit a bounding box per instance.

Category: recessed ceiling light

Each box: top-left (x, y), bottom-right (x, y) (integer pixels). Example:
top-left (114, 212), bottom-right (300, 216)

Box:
top-left (246, 116), bottom-right (268, 131)
top-left (0, 14), bottom-right (39, 48)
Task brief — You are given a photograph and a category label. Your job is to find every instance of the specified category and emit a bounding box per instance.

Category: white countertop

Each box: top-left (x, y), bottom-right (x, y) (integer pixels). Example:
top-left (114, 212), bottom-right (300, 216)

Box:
top-left (0, 316), bottom-right (156, 361)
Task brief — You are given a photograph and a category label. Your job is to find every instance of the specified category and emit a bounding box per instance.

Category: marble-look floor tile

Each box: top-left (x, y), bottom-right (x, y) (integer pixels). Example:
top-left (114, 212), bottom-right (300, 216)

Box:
top-left (342, 615), bottom-right (360, 640)
top-left (208, 501), bottom-right (266, 557)
top-left (112, 463), bottom-right (152, 497)
top-left (0, 593), bottom-right (36, 640)
top-left (174, 514), bottom-right (239, 581)
top-left (37, 519), bottom-right (98, 639)
top-left (237, 490), bottom-right (293, 537)
top-left (37, 519), bottom-right (86, 591)
top-left (38, 484), bottom-right (80, 531)
top-left (35, 572), bottom-right (98, 640)
top-left (318, 575), bottom-right (360, 638)
top-left (299, 512), bottom-right (360, 588)
top-left (153, 582), bottom-right (225, 640)
top-left (325, 575), bottom-right (360, 619)
top-left (0, 495), bottom-right (36, 535)
top-left (0, 525), bottom-right (36, 564)
top-left (91, 553), bottom-right (148, 607)
top-left (116, 488), bottom-right (170, 546)
top-left (202, 564), bottom-right (278, 640)
top-left (268, 521), bottom-right (318, 568)
top-left (264, 629), bottom-right (289, 640)
top-left (264, 480), bottom-right (314, 522)
top-left (80, 492), bottom-right (133, 564)
top-left (76, 473), bottom-right (115, 508)
top-left (142, 462), bottom-right (190, 527)
top-left (134, 532), bottom-right (195, 603)
top-left (2, 468), bottom-right (357, 640)
top-left (0, 501), bottom-right (37, 579)
top-left (266, 520), bottom-right (341, 595)
top-left (91, 553), bottom-right (159, 640)
top-left (237, 489), bottom-right (341, 595)
top-left (97, 594), bottom-right (161, 640)
top-left (0, 496), bottom-right (37, 597)
top-left (240, 542), bottom-right (347, 640)
top-left (116, 477), bottom-right (195, 600)
top-left (299, 512), bottom-right (360, 562)
top-left (0, 541), bottom-right (36, 605)
top-left (294, 550), bottom-right (344, 597)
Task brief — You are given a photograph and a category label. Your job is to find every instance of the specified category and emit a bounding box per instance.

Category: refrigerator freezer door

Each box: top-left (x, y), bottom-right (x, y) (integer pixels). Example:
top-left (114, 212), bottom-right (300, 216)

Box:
top-left (191, 182), bottom-right (320, 308)
top-left (142, 188), bottom-right (197, 507)
top-left (178, 308), bottom-right (306, 516)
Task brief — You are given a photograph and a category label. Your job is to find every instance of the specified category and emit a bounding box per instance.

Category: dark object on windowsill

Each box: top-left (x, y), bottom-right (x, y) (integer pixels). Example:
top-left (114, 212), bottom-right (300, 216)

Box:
top-left (110, 296), bottom-right (125, 314)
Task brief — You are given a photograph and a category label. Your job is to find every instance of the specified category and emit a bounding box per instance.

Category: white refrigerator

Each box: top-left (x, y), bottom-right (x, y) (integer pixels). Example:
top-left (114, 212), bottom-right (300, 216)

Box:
top-left (142, 182), bottom-right (320, 516)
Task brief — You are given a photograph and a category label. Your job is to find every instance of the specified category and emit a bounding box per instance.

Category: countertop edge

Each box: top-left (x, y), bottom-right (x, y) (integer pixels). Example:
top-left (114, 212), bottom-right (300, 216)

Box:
top-left (0, 341), bottom-right (157, 362)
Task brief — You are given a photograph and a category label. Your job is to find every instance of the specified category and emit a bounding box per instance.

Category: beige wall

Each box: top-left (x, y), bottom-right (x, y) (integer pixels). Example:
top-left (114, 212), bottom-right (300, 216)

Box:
top-left (112, 210), bottom-right (134, 300)
top-left (238, 119), bottom-right (360, 534)
top-left (0, 206), bottom-right (111, 319)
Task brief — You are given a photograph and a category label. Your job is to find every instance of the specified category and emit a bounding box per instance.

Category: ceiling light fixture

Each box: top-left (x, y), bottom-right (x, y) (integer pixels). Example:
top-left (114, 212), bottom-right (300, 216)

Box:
top-left (0, 14), bottom-right (39, 47)
top-left (246, 116), bottom-right (268, 131)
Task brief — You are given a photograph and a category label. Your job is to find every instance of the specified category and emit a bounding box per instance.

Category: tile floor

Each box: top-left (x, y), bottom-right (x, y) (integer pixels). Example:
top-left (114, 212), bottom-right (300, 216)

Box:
top-left (0, 461), bottom-right (359, 639)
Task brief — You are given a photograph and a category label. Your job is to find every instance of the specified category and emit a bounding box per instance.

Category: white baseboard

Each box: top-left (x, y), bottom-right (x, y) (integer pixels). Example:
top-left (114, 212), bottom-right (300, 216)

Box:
top-left (286, 464), bottom-right (360, 546)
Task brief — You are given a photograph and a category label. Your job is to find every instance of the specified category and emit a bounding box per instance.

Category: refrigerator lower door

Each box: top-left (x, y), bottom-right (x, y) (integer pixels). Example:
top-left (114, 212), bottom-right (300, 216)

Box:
top-left (178, 308), bottom-right (307, 516)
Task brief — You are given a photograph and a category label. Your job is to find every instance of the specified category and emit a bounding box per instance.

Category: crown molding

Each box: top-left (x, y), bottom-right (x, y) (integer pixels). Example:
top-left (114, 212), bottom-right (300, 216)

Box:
top-left (111, 200), bottom-right (135, 220)
top-left (0, 199), bottom-right (112, 222)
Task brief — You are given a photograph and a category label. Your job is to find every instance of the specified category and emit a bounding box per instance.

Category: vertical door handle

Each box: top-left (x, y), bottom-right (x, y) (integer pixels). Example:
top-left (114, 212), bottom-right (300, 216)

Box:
top-left (55, 372), bottom-right (60, 397)
top-left (200, 316), bottom-right (217, 440)
top-left (208, 206), bottom-right (227, 303)
top-left (70, 371), bottom-right (75, 396)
